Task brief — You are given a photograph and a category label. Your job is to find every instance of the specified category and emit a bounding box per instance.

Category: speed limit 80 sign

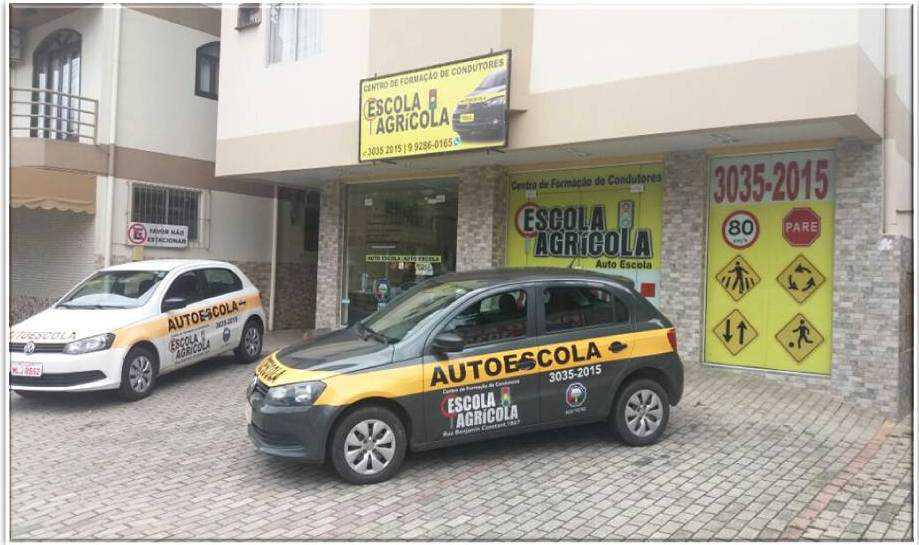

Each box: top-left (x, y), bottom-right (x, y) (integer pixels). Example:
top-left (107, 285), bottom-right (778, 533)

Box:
top-left (721, 210), bottom-right (759, 250)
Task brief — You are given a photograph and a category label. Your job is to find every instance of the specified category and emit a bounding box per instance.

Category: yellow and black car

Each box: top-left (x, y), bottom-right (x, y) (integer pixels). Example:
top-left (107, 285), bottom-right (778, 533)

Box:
top-left (451, 68), bottom-right (507, 142)
top-left (246, 268), bottom-right (683, 484)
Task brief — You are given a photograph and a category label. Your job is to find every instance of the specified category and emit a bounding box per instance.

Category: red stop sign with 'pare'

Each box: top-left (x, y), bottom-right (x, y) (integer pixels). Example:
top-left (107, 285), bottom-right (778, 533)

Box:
top-left (782, 207), bottom-right (820, 246)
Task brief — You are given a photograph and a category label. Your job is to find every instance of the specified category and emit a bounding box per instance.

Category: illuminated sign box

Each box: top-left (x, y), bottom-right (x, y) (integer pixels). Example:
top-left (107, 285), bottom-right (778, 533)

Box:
top-left (359, 50), bottom-right (511, 162)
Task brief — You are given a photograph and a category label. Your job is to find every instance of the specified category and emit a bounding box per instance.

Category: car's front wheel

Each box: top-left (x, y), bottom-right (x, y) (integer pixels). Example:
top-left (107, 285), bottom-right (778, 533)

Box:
top-left (234, 318), bottom-right (263, 364)
top-left (118, 346), bottom-right (158, 401)
top-left (330, 406), bottom-right (407, 485)
top-left (612, 378), bottom-right (670, 446)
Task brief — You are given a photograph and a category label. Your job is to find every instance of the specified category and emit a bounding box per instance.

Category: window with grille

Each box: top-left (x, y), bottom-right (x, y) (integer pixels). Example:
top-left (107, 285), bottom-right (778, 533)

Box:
top-left (266, 4), bottom-right (322, 64)
top-left (131, 184), bottom-right (201, 241)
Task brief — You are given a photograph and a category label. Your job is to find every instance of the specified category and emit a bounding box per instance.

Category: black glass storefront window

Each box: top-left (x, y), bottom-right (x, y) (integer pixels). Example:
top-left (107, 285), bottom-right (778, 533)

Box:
top-left (343, 179), bottom-right (458, 326)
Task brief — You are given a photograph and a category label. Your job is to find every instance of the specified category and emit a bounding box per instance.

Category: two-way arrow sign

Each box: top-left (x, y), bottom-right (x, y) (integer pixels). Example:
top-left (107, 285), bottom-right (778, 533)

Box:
top-left (722, 318), bottom-right (748, 344)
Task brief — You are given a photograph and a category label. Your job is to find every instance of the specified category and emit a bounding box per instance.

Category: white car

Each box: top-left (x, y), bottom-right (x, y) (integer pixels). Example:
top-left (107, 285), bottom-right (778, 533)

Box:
top-left (9, 259), bottom-right (267, 400)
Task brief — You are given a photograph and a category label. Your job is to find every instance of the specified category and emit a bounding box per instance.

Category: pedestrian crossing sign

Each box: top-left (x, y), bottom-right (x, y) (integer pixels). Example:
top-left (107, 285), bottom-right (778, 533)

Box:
top-left (713, 309), bottom-right (758, 355)
top-left (776, 313), bottom-right (824, 363)
top-left (715, 255), bottom-right (761, 301)
top-left (777, 255), bottom-right (825, 304)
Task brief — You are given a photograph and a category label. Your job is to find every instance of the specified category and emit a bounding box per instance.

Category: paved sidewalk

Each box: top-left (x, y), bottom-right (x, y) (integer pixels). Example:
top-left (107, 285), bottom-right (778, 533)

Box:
top-left (9, 332), bottom-right (914, 540)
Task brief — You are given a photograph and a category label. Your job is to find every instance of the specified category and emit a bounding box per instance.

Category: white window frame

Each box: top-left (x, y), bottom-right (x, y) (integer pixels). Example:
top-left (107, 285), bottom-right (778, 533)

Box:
top-left (265, 3), bottom-right (323, 65)
top-left (127, 181), bottom-right (211, 250)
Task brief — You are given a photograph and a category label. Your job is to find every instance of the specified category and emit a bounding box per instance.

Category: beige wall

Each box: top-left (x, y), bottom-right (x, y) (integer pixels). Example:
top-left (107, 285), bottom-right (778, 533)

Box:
top-left (10, 6), bottom-right (219, 160)
top-left (103, 178), bottom-right (275, 264)
top-left (10, 7), bottom-right (114, 141)
top-left (117, 9), bottom-right (219, 162)
top-left (883, 7), bottom-right (913, 238)
top-left (215, 5), bottom-right (889, 180)
top-left (216, 6), bottom-right (370, 140)
top-left (529, 8), bottom-right (873, 93)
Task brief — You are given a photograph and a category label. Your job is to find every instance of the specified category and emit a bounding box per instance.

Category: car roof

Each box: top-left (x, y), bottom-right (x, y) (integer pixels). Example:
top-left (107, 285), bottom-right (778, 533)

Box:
top-left (435, 267), bottom-right (635, 288)
top-left (102, 259), bottom-right (234, 273)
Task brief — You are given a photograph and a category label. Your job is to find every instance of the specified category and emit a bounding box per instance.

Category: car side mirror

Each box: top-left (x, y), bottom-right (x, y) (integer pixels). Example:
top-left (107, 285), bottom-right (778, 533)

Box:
top-left (162, 296), bottom-right (187, 312)
top-left (432, 332), bottom-right (464, 354)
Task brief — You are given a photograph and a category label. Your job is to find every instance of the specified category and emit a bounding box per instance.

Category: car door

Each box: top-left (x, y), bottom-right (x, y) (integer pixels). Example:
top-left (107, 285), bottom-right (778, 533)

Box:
top-left (160, 269), bottom-right (208, 370)
top-left (198, 267), bottom-right (248, 353)
top-left (421, 286), bottom-right (541, 444)
top-left (536, 282), bottom-right (636, 424)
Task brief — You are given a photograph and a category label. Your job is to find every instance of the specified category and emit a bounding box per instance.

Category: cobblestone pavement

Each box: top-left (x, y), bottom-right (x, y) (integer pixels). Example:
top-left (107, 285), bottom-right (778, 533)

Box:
top-left (9, 334), bottom-right (914, 540)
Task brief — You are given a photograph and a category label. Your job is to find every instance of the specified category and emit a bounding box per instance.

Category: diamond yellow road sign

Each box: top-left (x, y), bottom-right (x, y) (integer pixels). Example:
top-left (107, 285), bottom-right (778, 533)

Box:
top-left (712, 309), bottom-right (758, 355)
top-left (776, 313), bottom-right (824, 363)
top-left (776, 254), bottom-right (825, 304)
top-left (715, 255), bottom-right (761, 301)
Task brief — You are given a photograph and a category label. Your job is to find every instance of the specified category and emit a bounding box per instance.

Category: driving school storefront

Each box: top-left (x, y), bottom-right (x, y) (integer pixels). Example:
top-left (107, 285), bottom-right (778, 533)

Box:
top-left (302, 47), bottom-right (912, 417)
top-left (324, 140), bottom-right (911, 418)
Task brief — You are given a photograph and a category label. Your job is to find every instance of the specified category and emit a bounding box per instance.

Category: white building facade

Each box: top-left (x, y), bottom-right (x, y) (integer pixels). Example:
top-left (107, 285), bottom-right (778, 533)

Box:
top-left (9, 4), bottom-right (318, 330)
top-left (213, 5), bottom-right (913, 417)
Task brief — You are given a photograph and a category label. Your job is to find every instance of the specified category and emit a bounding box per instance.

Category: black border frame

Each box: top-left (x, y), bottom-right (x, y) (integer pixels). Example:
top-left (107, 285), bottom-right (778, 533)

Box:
top-left (358, 49), bottom-right (512, 163)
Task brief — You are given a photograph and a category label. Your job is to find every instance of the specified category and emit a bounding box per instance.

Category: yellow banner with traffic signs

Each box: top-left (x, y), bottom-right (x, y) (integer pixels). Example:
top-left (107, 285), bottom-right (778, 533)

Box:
top-left (713, 309), bottom-right (758, 355)
top-left (359, 51), bottom-right (510, 162)
top-left (776, 313), bottom-right (825, 363)
top-left (777, 254), bottom-right (826, 303)
top-left (704, 150), bottom-right (834, 375)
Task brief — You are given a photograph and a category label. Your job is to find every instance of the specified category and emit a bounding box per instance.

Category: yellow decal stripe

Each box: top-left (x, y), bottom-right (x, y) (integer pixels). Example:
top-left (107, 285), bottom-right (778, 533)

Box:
top-left (112, 293), bottom-right (263, 348)
top-left (256, 328), bottom-right (675, 407)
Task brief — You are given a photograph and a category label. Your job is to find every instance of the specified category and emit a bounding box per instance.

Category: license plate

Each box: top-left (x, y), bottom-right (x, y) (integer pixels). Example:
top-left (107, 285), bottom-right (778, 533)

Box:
top-left (10, 363), bottom-right (42, 377)
top-left (245, 402), bottom-right (252, 422)
top-left (460, 113), bottom-right (474, 123)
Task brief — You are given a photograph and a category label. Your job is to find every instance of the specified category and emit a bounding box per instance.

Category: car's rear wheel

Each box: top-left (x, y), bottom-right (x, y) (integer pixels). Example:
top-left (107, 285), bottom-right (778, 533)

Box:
top-left (330, 406), bottom-right (406, 485)
top-left (118, 346), bottom-right (158, 401)
top-left (234, 318), bottom-right (263, 364)
top-left (612, 378), bottom-right (669, 446)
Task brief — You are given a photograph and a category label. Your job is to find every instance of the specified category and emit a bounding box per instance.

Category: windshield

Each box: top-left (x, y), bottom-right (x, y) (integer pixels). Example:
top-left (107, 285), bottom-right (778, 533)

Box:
top-left (59, 270), bottom-right (168, 309)
top-left (475, 69), bottom-right (507, 91)
top-left (360, 278), bottom-right (489, 342)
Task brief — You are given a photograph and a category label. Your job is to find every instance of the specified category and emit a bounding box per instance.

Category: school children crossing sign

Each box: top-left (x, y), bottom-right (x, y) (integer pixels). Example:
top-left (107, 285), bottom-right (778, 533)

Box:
top-left (776, 313), bottom-right (824, 362)
top-left (715, 255), bottom-right (760, 301)
top-left (777, 255), bottom-right (826, 303)
top-left (713, 309), bottom-right (758, 355)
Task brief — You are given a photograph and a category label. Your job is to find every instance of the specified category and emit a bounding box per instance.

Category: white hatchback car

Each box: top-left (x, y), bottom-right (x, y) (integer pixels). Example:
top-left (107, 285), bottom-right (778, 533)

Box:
top-left (9, 259), bottom-right (267, 400)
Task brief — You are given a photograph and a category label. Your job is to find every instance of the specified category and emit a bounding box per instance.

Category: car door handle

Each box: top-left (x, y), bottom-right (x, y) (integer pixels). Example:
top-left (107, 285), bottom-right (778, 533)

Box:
top-left (518, 358), bottom-right (536, 371)
top-left (610, 341), bottom-right (628, 353)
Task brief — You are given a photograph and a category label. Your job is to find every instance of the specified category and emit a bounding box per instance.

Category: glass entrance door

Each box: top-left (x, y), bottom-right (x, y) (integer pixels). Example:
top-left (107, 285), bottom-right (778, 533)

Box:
top-left (343, 179), bottom-right (458, 326)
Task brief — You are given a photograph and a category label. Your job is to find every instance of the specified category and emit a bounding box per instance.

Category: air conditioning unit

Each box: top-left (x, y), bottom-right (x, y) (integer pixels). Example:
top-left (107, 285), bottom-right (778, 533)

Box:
top-left (10, 28), bottom-right (24, 64)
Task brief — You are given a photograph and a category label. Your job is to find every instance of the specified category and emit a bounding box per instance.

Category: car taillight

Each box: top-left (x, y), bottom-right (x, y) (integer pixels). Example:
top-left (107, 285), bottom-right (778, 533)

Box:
top-left (667, 329), bottom-right (677, 350)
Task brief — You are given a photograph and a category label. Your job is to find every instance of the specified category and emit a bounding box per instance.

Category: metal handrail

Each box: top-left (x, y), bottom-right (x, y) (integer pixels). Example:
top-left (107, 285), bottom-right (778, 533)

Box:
top-left (9, 87), bottom-right (99, 144)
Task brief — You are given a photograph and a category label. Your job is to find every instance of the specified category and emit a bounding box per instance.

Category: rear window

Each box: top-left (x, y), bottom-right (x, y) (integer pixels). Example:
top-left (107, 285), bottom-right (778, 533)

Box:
top-left (203, 268), bottom-right (243, 298)
top-left (543, 285), bottom-right (629, 332)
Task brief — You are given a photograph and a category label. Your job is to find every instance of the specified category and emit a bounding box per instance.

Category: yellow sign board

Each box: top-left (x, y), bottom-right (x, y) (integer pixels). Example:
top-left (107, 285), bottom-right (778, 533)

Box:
top-left (712, 309), bottom-right (758, 355)
top-left (714, 255), bottom-right (761, 301)
top-left (359, 51), bottom-right (510, 162)
top-left (704, 150), bottom-right (834, 375)
top-left (776, 313), bottom-right (825, 363)
top-left (365, 255), bottom-right (442, 263)
top-left (777, 254), bottom-right (825, 303)
top-left (505, 164), bottom-right (664, 307)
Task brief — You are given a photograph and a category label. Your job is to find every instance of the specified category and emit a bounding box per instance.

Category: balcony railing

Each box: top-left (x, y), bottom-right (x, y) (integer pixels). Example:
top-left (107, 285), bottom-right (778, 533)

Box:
top-left (9, 87), bottom-right (98, 144)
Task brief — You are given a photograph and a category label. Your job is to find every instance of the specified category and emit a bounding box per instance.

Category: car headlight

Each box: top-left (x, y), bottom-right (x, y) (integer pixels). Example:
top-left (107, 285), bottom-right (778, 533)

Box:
top-left (63, 333), bottom-right (115, 355)
top-left (264, 381), bottom-right (326, 407)
top-left (486, 96), bottom-right (506, 107)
